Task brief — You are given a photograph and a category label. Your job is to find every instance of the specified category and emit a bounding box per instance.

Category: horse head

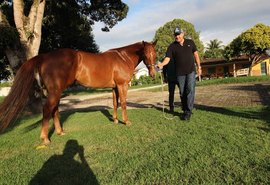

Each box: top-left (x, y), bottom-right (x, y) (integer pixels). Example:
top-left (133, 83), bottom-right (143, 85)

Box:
top-left (142, 40), bottom-right (157, 78)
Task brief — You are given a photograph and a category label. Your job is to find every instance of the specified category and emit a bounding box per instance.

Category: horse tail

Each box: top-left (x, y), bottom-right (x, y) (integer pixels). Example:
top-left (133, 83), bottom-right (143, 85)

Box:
top-left (0, 58), bottom-right (37, 131)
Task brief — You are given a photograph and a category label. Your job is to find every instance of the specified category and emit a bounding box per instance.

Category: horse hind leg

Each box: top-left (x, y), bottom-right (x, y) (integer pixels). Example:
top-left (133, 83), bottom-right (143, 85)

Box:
top-left (112, 87), bottom-right (119, 124)
top-left (40, 93), bottom-right (61, 145)
top-left (52, 104), bottom-right (65, 136)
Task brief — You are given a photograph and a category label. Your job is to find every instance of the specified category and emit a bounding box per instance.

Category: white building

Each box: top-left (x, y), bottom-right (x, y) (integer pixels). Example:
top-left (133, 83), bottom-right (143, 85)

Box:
top-left (134, 67), bottom-right (149, 79)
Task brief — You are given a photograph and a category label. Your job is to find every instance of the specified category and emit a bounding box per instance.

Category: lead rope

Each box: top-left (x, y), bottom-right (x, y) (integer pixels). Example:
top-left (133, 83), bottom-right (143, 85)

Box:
top-left (157, 66), bottom-right (178, 120)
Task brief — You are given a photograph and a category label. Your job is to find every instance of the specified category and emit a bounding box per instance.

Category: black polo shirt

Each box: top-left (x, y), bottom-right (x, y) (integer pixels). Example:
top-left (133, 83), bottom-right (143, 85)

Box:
top-left (165, 39), bottom-right (197, 76)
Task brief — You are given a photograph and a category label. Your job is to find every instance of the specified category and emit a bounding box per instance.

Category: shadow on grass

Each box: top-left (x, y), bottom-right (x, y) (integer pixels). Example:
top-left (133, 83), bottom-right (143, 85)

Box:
top-left (197, 104), bottom-right (270, 131)
top-left (29, 139), bottom-right (99, 185)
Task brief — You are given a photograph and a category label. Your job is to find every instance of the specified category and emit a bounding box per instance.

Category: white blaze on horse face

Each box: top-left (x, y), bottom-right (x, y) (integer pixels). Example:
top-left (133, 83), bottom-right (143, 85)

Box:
top-left (149, 50), bottom-right (154, 64)
top-left (146, 48), bottom-right (156, 78)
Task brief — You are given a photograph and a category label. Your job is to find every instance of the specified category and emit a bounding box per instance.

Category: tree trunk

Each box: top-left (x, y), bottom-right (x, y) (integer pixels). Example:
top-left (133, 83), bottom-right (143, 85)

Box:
top-left (4, 48), bottom-right (26, 72)
top-left (1, 9), bottom-right (25, 72)
top-left (12, 0), bottom-right (46, 114)
top-left (13, 0), bottom-right (46, 60)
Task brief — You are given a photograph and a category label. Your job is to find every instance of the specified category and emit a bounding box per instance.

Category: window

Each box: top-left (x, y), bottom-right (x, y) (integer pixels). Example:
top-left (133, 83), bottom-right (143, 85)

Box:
top-left (261, 62), bottom-right (266, 75)
top-left (208, 67), bottom-right (216, 74)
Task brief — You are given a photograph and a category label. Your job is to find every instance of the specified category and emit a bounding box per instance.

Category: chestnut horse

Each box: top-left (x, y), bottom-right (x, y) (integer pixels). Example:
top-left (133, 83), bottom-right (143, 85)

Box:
top-left (0, 41), bottom-right (157, 144)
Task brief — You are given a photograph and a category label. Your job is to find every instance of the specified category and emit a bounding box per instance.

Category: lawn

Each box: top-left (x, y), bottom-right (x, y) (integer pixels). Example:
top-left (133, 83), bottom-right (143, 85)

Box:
top-left (0, 106), bottom-right (269, 184)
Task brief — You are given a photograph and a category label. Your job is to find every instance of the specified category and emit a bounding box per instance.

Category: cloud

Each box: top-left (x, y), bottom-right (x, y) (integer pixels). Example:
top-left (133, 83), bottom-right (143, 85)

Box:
top-left (93, 0), bottom-right (270, 51)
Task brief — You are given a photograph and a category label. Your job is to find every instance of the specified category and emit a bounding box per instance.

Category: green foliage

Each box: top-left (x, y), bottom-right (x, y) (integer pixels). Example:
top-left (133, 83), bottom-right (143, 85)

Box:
top-left (204, 39), bottom-right (224, 59)
top-left (41, 0), bottom-right (99, 52)
top-left (88, 0), bottom-right (129, 31)
top-left (39, 0), bottom-right (129, 53)
top-left (0, 106), bottom-right (269, 184)
top-left (131, 73), bottom-right (161, 86)
top-left (0, 25), bottom-right (20, 50)
top-left (0, 25), bottom-right (17, 81)
top-left (197, 75), bottom-right (270, 86)
top-left (153, 19), bottom-right (204, 62)
top-left (0, 58), bottom-right (11, 81)
top-left (224, 23), bottom-right (270, 59)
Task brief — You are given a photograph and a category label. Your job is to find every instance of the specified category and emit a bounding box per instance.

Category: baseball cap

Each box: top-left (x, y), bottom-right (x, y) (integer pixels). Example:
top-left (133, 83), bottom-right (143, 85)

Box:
top-left (174, 27), bottom-right (184, 35)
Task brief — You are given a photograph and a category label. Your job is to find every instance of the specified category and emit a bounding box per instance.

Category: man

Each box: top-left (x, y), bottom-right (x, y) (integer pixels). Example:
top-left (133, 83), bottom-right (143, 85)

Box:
top-left (158, 27), bottom-right (201, 121)
top-left (163, 59), bottom-right (179, 112)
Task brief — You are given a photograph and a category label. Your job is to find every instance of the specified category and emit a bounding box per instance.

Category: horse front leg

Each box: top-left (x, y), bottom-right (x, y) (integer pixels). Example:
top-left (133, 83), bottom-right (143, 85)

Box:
top-left (112, 87), bottom-right (119, 124)
top-left (117, 83), bottom-right (131, 125)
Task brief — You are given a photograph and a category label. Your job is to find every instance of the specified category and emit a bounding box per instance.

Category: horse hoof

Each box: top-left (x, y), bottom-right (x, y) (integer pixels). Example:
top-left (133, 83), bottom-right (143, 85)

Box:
top-left (42, 138), bottom-right (51, 146)
top-left (113, 119), bottom-right (119, 124)
top-left (125, 121), bottom-right (132, 126)
top-left (57, 132), bottom-right (66, 136)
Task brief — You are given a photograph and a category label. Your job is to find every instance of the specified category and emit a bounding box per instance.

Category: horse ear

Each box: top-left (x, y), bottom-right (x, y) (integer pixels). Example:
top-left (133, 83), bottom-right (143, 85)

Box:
top-left (152, 40), bottom-right (157, 46)
top-left (142, 40), bottom-right (146, 46)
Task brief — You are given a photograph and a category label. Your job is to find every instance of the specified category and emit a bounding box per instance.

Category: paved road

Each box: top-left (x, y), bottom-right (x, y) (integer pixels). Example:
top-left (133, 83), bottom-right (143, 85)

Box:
top-left (59, 81), bottom-right (270, 112)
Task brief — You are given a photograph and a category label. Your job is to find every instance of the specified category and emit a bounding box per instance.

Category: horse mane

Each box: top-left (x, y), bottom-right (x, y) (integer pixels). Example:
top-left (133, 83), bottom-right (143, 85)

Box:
top-left (106, 41), bottom-right (143, 52)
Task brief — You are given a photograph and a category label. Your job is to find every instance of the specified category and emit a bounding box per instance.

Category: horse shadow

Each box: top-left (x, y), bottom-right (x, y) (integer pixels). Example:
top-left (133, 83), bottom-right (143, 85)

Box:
top-left (29, 139), bottom-right (99, 185)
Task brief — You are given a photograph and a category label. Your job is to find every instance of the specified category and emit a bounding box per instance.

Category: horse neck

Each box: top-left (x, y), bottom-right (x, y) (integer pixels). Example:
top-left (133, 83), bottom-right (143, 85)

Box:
top-left (118, 44), bottom-right (143, 69)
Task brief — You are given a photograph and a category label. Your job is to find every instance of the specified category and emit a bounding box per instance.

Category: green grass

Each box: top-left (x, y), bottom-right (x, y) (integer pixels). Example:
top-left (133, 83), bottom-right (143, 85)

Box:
top-left (0, 96), bottom-right (4, 102)
top-left (0, 106), bottom-right (269, 184)
top-left (0, 81), bottom-right (12, 88)
top-left (197, 75), bottom-right (270, 86)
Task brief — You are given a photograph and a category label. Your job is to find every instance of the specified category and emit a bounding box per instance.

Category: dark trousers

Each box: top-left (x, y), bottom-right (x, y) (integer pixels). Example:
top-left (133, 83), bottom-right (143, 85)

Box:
top-left (177, 71), bottom-right (196, 115)
top-left (168, 80), bottom-right (180, 111)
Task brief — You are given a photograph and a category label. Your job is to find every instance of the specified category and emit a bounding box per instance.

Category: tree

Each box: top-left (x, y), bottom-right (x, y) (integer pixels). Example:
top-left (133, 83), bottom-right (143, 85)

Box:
top-left (40, 0), bottom-right (128, 53)
top-left (224, 23), bottom-right (270, 75)
top-left (0, 0), bottom-right (45, 73)
top-left (204, 39), bottom-right (224, 59)
top-left (40, 0), bottom-right (99, 53)
top-left (0, 0), bottom-right (128, 76)
top-left (153, 19), bottom-right (204, 62)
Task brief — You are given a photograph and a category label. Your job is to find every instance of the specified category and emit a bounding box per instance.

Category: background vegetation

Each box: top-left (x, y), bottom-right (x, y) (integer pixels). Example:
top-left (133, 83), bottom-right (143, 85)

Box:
top-left (153, 19), bottom-right (204, 62)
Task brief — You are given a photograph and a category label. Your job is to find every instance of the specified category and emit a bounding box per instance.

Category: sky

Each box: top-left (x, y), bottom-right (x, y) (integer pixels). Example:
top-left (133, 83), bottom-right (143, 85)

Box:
top-left (92, 0), bottom-right (270, 53)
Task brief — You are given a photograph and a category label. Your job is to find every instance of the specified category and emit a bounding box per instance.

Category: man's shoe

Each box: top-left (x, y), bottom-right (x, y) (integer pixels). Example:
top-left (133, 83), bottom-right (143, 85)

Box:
top-left (180, 113), bottom-right (185, 120)
top-left (181, 113), bottom-right (191, 121)
top-left (184, 113), bottom-right (191, 121)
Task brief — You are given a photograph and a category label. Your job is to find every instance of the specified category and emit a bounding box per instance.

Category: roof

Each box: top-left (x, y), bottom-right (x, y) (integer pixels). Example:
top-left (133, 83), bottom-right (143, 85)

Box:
top-left (201, 55), bottom-right (250, 66)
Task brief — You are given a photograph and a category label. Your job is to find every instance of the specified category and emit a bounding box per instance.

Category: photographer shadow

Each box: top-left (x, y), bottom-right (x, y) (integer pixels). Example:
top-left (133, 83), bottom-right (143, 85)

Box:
top-left (29, 139), bottom-right (99, 185)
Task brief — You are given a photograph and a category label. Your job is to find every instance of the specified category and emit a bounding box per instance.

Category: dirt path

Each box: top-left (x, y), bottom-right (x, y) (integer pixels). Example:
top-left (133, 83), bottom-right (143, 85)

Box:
top-left (59, 81), bottom-right (270, 112)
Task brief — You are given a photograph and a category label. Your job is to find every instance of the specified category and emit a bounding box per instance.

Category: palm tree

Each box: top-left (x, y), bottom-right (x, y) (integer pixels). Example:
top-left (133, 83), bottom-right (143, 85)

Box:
top-left (204, 39), bottom-right (224, 58)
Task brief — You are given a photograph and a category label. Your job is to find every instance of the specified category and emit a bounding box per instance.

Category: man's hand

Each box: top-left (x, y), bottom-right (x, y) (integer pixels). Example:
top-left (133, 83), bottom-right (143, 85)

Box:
top-left (157, 63), bottom-right (163, 69)
top-left (197, 67), bottom-right (202, 76)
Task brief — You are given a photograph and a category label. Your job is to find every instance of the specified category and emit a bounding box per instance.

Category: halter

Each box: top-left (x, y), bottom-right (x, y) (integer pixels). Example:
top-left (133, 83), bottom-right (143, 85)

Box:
top-left (144, 49), bottom-right (156, 68)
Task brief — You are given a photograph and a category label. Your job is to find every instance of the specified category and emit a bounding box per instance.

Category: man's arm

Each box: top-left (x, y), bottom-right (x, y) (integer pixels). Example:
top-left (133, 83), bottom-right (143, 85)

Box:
top-left (194, 51), bottom-right (201, 76)
top-left (157, 57), bottom-right (170, 69)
